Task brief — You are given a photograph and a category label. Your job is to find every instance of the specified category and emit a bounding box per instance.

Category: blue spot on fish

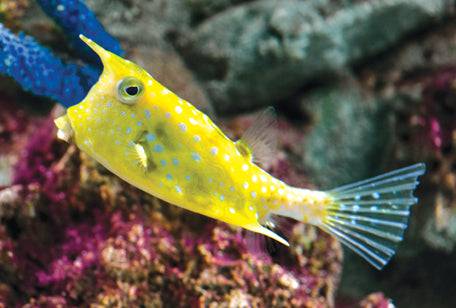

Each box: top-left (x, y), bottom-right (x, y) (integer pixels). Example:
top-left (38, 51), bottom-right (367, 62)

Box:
top-left (154, 144), bottom-right (164, 152)
top-left (178, 123), bottom-right (187, 132)
top-left (185, 175), bottom-right (191, 181)
top-left (160, 159), bottom-right (167, 166)
top-left (126, 127), bottom-right (132, 134)
top-left (146, 133), bottom-right (156, 142)
top-left (191, 152), bottom-right (201, 161)
top-left (145, 110), bottom-right (151, 119)
top-left (172, 158), bottom-right (179, 166)
top-left (166, 174), bottom-right (173, 180)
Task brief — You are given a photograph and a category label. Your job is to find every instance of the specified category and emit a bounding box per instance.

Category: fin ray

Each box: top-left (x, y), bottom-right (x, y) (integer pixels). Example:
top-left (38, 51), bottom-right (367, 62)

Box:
top-left (322, 163), bottom-right (425, 269)
top-left (240, 107), bottom-right (278, 166)
top-left (330, 164), bottom-right (425, 194)
top-left (321, 225), bottom-right (387, 269)
top-left (326, 217), bottom-right (403, 242)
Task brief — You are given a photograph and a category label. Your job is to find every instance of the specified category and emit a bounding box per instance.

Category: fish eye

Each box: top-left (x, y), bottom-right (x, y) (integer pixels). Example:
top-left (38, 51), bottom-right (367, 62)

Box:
top-left (117, 77), bottom-right (144, 105)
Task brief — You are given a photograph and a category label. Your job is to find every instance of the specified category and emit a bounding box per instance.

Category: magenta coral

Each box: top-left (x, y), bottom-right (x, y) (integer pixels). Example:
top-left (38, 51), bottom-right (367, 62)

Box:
top-left (421, 68), bottom-right (456, 153)
top-left (0, 95), bottom-right (29, 152)
top-left (0, 110), bottom-right (341, 306)
top-left (12, 117), bottom-right (69, 203)
top-left (359, 292), bottom-right (393, 308)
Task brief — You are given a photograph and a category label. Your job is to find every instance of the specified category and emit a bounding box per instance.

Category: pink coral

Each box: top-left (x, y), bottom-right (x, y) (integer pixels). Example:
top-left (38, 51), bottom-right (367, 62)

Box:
top-left (421, 68), bottom-right (456, 153)
top-left (0, 95), bottom-right (30, 153)
top-left (359, 292), bottom-right (393, 308)
top-left (13, 115), bottom-right (74, 205)
top-left (0, 108), bottom-right (341, 306)
top-left (0, 224), bottom-right (17, 307)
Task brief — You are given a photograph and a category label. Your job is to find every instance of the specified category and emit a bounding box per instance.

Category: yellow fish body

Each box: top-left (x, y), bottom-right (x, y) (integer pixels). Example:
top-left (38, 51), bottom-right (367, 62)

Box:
top-left (55, 36), bottom-right (425, 270)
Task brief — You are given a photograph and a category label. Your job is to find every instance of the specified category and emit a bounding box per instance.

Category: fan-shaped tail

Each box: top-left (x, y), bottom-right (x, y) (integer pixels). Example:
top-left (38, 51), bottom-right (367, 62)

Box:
top-left (321, 163), bottom-right (425, 269)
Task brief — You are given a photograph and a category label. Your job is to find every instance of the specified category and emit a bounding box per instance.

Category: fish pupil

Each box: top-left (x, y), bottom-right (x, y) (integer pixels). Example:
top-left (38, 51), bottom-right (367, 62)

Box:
top-left (126, 86), bottom-right (139, 96)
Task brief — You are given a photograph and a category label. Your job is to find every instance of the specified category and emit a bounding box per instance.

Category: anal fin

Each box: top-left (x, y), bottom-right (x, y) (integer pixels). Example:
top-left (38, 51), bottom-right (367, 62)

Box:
top-left (246, 224), bottom-right (289, 247)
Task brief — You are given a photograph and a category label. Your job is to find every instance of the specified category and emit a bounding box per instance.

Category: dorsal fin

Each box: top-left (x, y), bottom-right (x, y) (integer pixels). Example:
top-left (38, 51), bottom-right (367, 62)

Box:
top-left (236, 107), bottom-right (278, 166)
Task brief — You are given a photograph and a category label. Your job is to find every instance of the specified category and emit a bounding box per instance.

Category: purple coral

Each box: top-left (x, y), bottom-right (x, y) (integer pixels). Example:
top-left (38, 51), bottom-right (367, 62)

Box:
top-left (359, 292), bottom-right (394, 308)
top-left (0, 109), bottom-right (341, 306)
top-left (0, 96), bottom-right (29, 149)
top-left (421, 68), bottom-right (456, 153)
top-left (12, 117), bottom-right (66, 202)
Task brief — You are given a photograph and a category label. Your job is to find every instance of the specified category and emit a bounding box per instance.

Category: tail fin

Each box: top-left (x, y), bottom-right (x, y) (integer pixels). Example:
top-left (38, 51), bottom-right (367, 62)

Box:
top-left (321, 163), bottom-right (425, 269)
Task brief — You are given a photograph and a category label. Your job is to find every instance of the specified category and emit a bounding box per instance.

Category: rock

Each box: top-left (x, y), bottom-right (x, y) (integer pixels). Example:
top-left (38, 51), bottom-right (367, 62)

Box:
top-left (128, 45), bottom-right (213, 115)
top-left (423, 204), bottom-right (456, 253)
top-left (85, 0), bottom-right (213, 113)
top-left (329, 19), bottom-right (456, 308)
top-left (300, 81), bottom-right (394, 188)
top-left (179, 0), bottom-right (448, 112)
top-left (85, 0), bottom-right (191, 45)
top-left (186, 0), bottom-right (251, 20)
top-left (0, 0), bottom-right (29, 29)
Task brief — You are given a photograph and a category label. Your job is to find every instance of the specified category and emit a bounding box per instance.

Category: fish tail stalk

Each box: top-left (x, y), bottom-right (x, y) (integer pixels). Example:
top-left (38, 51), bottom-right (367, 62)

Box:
top-left (270, 163), bottom-right (425, 270)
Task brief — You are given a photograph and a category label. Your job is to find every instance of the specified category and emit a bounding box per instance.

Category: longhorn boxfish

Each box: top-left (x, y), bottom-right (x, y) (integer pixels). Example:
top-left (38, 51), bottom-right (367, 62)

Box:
top-left (55, 35), bottom-right (425, 270)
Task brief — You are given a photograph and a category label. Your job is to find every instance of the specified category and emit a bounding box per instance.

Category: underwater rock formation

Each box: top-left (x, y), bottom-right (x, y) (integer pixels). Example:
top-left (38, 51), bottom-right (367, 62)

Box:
top-left (0, 0), bottom-right (29, 28)
top-left (178, 0), bottom-right (449, 112)
top-left (300, 80), bottom-right (394, 188)
top-left (419, 68), bottom-right (456, 252)
top-left (332, 18), bottom-right (456, 308)
top-left (186, 0), bottom-right (251, 20)
top-left (83, 0), bottom-right (213, 114)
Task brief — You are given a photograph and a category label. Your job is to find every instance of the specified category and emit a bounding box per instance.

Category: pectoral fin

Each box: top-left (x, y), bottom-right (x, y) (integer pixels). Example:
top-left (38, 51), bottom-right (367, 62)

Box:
top-left (54, 115), bottom-right (74, 143)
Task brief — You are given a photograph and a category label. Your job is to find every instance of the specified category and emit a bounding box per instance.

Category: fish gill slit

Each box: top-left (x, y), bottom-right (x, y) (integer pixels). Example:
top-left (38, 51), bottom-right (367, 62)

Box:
top-left (155, 123), bottom-right (176, 150)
